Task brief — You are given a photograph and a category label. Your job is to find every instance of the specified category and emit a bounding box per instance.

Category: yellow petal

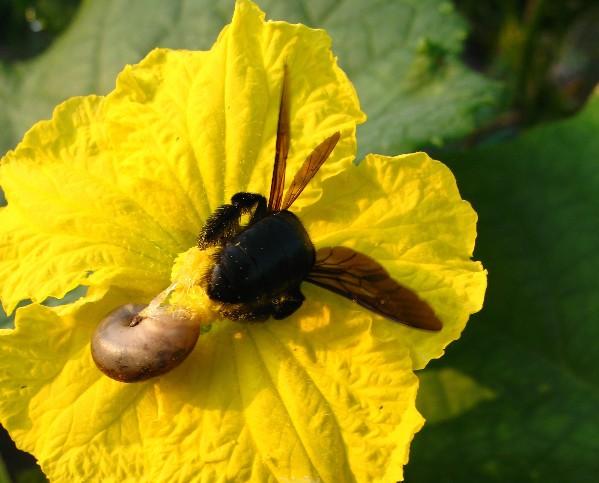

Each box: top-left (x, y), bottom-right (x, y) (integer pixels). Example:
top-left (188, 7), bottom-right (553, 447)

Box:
top-left (104, 0), bottom-right (365, 214)
top-left (0, 96), bottom-right (183, 313)
top-left (0, 286), bottom-right (422, 481)
top-left (301, 152), bottom-right (487, 369)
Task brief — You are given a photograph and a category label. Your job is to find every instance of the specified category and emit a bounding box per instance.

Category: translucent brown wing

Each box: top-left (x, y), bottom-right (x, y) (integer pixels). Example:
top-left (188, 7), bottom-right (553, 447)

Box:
top-left (281, 131), bottom-right (340, 210)
top-left (268, 65), bottom-right (291, 212)
top-left (305, 246), bottom-right (442, 331)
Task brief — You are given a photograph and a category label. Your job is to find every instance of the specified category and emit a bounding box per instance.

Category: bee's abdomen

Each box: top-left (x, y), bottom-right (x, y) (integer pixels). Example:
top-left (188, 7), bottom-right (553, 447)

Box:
top-left (208, 211), bottom-right (315, 303)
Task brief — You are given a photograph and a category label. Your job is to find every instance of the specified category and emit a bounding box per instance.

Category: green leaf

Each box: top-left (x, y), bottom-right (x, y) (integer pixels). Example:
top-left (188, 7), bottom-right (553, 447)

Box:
top-left (255, 0), bottom-right (502, 158)
top-left (407, 93), bottom-right (599, 482)
top-left (0, 453), bottom-right (9, 483)
top-left (0, 0), bottom-right (500, 156)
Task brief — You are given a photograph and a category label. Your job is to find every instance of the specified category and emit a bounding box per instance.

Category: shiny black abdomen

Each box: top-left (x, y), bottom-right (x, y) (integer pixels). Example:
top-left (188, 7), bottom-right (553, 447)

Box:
top-left (207, 210), bottom-right (315, 304)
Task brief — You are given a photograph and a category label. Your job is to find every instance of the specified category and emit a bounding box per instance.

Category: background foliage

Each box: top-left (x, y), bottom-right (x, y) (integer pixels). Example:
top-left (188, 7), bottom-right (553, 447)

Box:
top-left (0, 0), bottom-right (597, 481)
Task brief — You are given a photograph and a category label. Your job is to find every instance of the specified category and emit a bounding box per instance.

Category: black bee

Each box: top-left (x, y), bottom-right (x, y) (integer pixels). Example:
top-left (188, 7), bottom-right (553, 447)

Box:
top-left (197, 67), bottom-right (442, 331)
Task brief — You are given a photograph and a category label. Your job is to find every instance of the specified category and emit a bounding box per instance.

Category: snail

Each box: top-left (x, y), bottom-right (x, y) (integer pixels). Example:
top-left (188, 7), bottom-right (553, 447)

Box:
top-left (91, 286), bottom-right (204, 382)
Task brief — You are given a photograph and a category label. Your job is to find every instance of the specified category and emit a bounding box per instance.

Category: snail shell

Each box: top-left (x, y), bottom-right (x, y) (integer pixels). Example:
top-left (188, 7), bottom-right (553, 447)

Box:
top-left (91, 302), bottom-right (201, 383)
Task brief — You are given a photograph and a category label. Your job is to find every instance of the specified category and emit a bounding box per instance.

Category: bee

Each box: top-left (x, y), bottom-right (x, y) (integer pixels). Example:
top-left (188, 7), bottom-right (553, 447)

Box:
top-left (198, 67), bottom-right (442, 331)
top-left (92, 66), bottom-right (441, 383)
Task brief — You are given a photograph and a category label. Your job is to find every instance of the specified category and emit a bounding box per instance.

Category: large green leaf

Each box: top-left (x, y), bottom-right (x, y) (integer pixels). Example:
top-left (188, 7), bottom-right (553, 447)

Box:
top-left (0, 0), bottom-right (500, 157)
top-left (407, 92), bottom-right (599, 482)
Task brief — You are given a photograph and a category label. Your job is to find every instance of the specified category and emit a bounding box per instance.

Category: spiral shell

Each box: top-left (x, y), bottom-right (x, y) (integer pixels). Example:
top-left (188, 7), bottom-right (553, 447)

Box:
top-left (91, 302), bottom-right (201, 383)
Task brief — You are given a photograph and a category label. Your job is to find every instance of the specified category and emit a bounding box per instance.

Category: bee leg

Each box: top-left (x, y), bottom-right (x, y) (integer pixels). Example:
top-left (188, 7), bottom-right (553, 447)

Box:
top-left (217, 303), bottom-right (271, 323)
top-left (271, 289), bottom-right (305, 320)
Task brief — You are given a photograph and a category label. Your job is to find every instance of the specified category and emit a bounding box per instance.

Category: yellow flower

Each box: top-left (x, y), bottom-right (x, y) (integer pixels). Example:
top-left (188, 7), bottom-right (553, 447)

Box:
top-left (0, 0), bottom-right (486, 481)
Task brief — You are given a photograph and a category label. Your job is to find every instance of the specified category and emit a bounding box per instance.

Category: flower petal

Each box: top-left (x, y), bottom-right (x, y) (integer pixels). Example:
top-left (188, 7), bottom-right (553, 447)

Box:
top-left (104, 0), bottom-right (365, 213)
top-left (0, 96), bottom-right (184, 313)
top-left (0, 286), bottom-right (422, 481)
top-left (0, 288), bottom-right (150, 480)
top-left (301, 152), bottom-right (487, 369)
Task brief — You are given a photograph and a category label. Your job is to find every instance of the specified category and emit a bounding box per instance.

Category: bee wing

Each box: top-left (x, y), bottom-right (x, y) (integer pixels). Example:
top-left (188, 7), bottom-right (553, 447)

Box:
top-left (268, 65), bottom-right (291, 212)
top-left (281, 132), bottom-right (340, 210)
top-left (305, 246), bottom-right (442, 331)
